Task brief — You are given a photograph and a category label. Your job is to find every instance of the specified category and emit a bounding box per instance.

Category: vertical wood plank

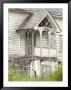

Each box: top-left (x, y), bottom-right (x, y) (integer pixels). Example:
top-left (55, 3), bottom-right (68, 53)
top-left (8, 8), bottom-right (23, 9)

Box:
top-left (40, 31), bottom-right (42, 57)
top-left (32, 30), bottom-right (34, 71)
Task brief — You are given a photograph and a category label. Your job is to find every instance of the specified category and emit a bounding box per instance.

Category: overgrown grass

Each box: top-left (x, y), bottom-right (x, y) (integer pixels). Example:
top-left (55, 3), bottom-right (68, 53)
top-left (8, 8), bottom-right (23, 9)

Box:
top-left (47, 64), bottom-right (63, 81)
top-left (8, 64), bottom-right (62, 81)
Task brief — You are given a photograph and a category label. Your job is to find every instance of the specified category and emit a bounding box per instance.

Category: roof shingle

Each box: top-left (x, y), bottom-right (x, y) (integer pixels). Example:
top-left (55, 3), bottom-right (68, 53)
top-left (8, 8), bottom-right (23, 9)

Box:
top-left (16, 8), bottom-right (62, 30)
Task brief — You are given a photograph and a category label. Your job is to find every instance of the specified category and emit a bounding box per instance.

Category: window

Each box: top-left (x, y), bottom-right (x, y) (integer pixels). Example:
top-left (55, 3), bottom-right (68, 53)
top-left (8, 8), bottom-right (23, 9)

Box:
top-left (50, 32), bottom-right (56, 49)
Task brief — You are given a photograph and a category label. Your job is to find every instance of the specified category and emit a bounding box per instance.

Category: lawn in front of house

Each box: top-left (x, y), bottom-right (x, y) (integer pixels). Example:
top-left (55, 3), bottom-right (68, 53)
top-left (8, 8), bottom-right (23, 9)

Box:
top-left (8, 64), bottom-right (62, 81)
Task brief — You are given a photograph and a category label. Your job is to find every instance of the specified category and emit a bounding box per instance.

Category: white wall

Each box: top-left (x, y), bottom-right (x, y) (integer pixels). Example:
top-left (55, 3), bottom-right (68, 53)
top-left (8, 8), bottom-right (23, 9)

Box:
top-left (56, 33), bottom-right (63, 61)
top-left (34, 60), bottom-right (41, 76)
top-left (51, 61), bottom-right (58, 72)
top-left (34, 47), bottom-right (56, 57)
top-left (53, 17), bottom-right (63, 61)
top-left (8, 10), bottom-right (29, 57)
top-left (53, 17), bottom-right (63, 30)
top-left (30, 60), bottom-right (40, 77)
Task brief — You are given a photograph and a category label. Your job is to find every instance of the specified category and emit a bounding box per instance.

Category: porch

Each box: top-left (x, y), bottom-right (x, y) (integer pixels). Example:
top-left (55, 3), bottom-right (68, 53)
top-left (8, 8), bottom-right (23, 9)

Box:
top-left (18, 27), bottom-right (57, 58)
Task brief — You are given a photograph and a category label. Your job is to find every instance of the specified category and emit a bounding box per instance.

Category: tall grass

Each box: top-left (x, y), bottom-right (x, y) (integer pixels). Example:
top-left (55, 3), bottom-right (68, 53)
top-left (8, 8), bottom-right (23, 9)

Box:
top-left (8, 64), bottom-right (62, 81)
top-left (47, 64), bottom-right (62, 81)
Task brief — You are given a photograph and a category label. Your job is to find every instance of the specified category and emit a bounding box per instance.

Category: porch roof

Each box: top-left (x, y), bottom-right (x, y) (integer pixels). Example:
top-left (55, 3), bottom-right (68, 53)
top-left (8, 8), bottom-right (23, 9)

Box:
top-left (16, 8), bottom-right (62, 31)
top-left (9, 55), bottom-right (58, 61)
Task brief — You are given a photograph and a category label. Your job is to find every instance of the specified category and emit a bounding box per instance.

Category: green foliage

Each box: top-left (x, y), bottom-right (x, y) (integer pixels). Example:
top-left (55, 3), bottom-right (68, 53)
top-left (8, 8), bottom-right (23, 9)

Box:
top-left (8, 67), bottom-right (30, 81)
top-left (47, 64), bottom-right (62, 81)
top-left (8, 64), bottom-right (62, 81)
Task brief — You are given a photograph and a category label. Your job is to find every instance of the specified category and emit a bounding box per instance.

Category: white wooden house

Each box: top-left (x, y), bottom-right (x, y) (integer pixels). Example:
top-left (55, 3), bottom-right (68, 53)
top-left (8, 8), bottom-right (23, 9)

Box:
top-left (8, 8), bottom-right (63, 77)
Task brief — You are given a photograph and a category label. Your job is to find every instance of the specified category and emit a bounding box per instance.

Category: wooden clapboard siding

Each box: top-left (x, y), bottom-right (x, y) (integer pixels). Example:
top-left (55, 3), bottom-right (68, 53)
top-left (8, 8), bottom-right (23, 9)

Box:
top-left (59, 35), bottom-right (63, 53)
top-left (8, 11), bottom-right (29, 56)
top-left (58, 35), bottom-right (63, 61)
top-left (56, 33), bottom-right (60, 55)
top-left (52, 17), bottom-right (63, 60)
top-left (56, 32), bottom-right (63, 61)
top-left (35, 31), bottom-right (48, 48)
top-left (8, 10), bottom-right (63, 59)
top-left (53, 17), bottom-right (63, 30)
top-left (42, 31), bottom-right (48, 48)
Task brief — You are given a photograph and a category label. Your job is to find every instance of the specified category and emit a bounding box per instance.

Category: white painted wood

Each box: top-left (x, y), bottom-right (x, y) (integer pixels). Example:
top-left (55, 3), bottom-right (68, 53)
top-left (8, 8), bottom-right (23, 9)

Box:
top-left (8, 9), bottom-right (63, 77)
top-left (19, 32), bottom-right (25, 56)
top-left (30, 60), bottom-right (40, 77)
top-left (34, 47), bottom-right (56, 57)
top-left (53, 17), bottom-right (63, 30)
top-left (51, 61), bottom-right (58, 72)
top-left (8, 10), bottom-right (29, 56)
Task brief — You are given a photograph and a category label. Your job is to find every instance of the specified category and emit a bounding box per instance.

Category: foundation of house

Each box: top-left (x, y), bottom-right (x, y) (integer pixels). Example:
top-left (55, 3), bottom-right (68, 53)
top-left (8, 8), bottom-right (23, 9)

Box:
top-left (30, 59), bottom-right (59, 78)
top-left (9, 56), bottom-right (62, 78)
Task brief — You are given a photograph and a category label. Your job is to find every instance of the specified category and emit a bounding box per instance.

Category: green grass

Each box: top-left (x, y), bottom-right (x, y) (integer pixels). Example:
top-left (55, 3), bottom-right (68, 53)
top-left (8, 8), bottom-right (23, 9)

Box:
top-left (47, 64), bottom-right (63, 81)
top-left (8, 64), bottom-right (62, 81)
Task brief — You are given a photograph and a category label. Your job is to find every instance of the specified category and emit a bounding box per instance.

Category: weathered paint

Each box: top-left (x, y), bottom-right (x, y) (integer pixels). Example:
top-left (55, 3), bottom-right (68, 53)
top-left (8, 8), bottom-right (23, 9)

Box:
top-left (8, 9), bottom-right (63, 77)
top-left (8, 10), bottom-right (29, 56)
top-left (34, 47), bottom-right (56, 57)
top-left (53, 17), bottom-right (63, 30)
top-left (51, 61), bottom-right (58, 72)
top-left (30, 60), bottom-right (40, 77)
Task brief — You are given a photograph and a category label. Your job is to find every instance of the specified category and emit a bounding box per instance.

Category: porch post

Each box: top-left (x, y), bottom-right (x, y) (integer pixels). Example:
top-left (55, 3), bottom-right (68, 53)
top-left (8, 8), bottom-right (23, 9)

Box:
top-left (40, 31), bottom-right (42, 58)
top-left (32, 30), bottom-right (34, 74)
top-left (48, 31), bottom-right (51, 57)
top-left (26, 31), bottom-right (29, 56)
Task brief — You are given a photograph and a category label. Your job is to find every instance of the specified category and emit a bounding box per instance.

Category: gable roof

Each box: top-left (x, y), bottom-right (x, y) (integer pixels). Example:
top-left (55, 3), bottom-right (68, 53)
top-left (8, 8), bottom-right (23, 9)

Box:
top-left (15, 8), bottom-right (62, 31)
